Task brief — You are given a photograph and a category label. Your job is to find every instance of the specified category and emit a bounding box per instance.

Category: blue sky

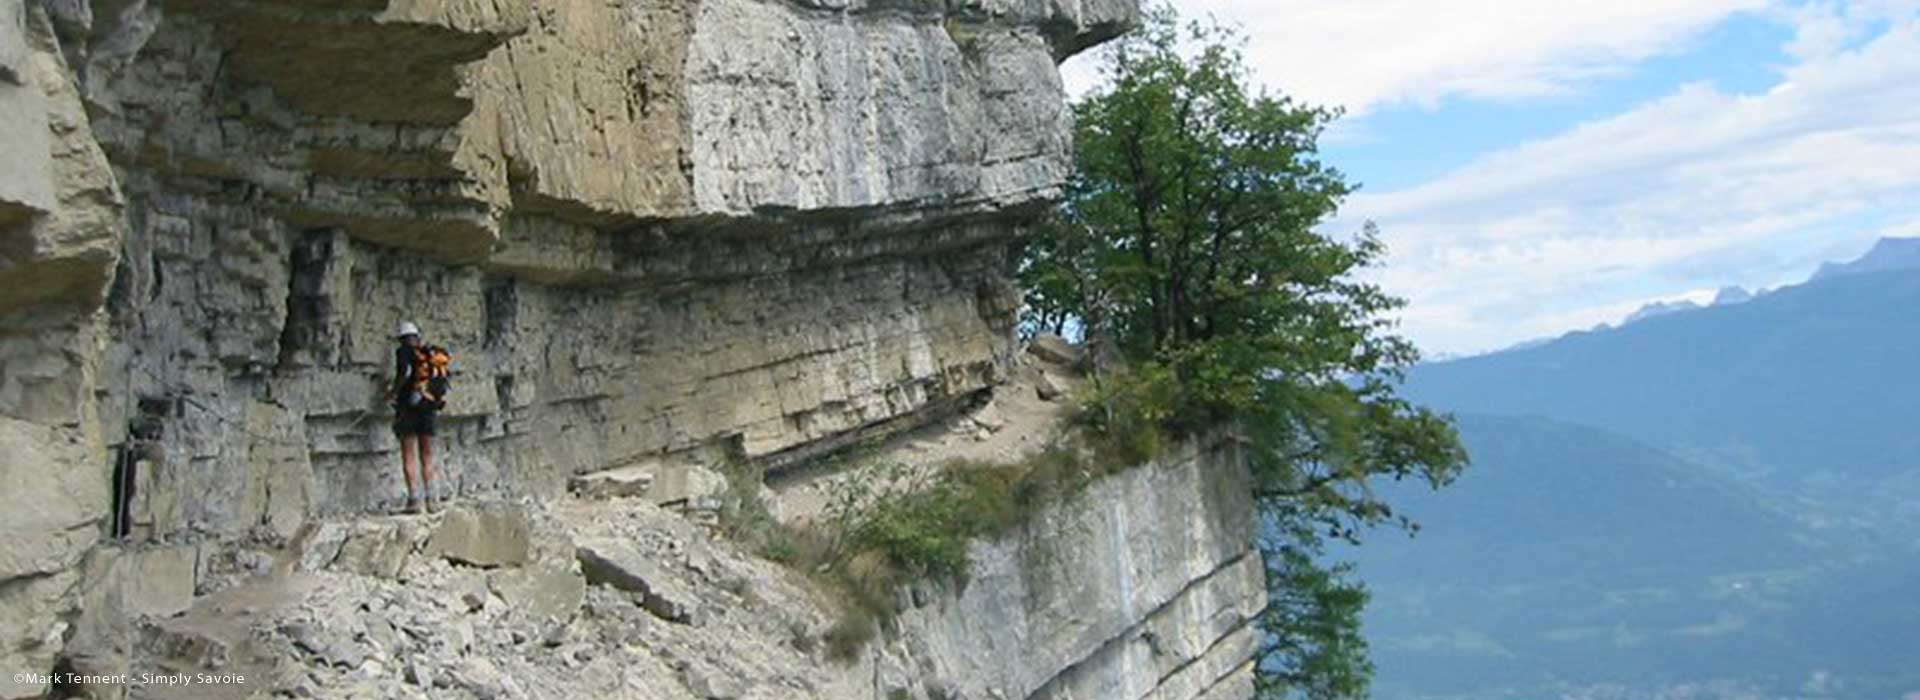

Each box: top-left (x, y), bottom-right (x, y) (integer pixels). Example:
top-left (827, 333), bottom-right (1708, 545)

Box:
top-left (1323, 14), bottom-right (1797, 192)
top-left (1063, 1), bottom-right (1920, 355)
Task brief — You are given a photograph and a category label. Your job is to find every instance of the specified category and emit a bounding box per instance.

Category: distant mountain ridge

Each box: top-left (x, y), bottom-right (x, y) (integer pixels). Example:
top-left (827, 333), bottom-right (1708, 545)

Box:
top-left (1362, 237), bottom-right (1920, 700)
top-left (1405, 267), bottom-right (1920, 486)
top-left (1621, 298), bottom-right (1702, 325)
top-left (1813, 236), bottom-right (1920, 280)
top-left (1500, 237), bottom-right (1915, 348)
top-left (1619, 285), bottom-right (1751, 326)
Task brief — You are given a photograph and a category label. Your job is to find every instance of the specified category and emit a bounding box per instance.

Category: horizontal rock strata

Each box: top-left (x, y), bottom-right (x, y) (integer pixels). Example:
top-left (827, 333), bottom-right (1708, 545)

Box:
top-left (0, 1), bottom-right (1253, 699)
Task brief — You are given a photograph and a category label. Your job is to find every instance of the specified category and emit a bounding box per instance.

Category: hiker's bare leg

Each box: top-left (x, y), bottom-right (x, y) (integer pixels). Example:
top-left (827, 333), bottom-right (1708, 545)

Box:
top-left (419, 435), bottom-right (436, 511)
top-left (400, 435), bottom-right (422, 512)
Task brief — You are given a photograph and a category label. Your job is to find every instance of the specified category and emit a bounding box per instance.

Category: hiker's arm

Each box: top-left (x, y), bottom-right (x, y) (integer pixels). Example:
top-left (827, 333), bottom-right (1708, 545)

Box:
top-left (387, 347), bottom-right (409, 402)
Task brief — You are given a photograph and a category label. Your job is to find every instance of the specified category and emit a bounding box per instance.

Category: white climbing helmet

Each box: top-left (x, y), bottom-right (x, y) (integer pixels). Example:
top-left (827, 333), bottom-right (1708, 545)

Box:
top-left (394, 321), bottom-right (421, 339)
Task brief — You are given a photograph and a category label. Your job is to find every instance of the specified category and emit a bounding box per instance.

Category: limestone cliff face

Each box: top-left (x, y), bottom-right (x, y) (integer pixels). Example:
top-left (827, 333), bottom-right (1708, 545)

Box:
top-left (883, 439), bottom-right (1263, 700)
top-left (0, 1), bottom-right (1261, 698)
top-left (4, 0), bottom-right (1132, 538)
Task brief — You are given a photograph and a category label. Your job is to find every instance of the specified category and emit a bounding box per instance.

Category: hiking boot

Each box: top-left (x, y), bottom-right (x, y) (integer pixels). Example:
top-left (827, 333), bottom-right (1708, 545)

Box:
top-left (406, 498), bottom-right (424, 515)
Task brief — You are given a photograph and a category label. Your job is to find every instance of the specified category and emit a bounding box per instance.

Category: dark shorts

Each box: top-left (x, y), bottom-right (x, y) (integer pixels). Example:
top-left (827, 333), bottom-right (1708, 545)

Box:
top-left (393, 406), bottom-right (437, 437)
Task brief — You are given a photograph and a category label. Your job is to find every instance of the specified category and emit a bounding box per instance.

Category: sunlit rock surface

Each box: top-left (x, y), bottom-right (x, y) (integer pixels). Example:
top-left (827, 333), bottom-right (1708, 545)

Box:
top-left (0, 1), bottom-right (1252, 698)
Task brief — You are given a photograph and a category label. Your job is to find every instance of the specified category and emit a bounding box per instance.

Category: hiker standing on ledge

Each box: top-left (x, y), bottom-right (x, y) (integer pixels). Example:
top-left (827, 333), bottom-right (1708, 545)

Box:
top-left (388, 321), bottom-right (443, 514)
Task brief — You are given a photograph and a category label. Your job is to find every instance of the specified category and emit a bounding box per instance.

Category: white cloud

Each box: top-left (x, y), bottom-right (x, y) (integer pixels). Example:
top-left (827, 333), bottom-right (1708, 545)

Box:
top-left (1345, 9), bottom-right (1920, 354)
top-left (1064, 0), bottom-right (1770, 114)
top-left (1061, 1), bottom-right (1920, 354)
top-left (1778, 0), bottom-right (1920, 58)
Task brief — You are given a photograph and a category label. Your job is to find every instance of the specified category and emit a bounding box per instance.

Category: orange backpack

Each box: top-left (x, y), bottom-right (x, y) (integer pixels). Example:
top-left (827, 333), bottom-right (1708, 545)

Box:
top-left (410, 345), bottom-right (453, 408)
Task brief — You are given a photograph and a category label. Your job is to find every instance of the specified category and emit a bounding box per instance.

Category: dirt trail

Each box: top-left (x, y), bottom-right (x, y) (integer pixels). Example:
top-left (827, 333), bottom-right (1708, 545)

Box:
top-left (765, 345), bottom-right (1087, 524)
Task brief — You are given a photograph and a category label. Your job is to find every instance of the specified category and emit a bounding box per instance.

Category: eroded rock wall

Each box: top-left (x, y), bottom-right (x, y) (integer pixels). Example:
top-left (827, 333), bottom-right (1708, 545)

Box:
top-left (1, 2), bottom-right (118, 689)
top-left (0, 0), bottom-right (1250, 697)
top-left (880, 438), bottom-right (1264, 700)
top-left (11, 0), bottom-right (1131, 540)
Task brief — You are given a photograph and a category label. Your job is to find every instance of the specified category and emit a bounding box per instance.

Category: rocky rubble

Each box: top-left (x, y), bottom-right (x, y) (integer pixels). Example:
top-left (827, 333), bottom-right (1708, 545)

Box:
top-left (125, 499), bottom-right (858, 700)
top-left (94, 427), bottom-right (1262, 700)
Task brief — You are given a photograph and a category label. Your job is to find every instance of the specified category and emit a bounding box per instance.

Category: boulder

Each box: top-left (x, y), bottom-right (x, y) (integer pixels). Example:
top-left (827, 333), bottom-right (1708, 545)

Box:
top-left (333, 519), bottom-right (431, 579)
top-left (568, 465), bottom-right (656, 500)
top-left (459, 577), bottom-right (490, 612)
top-left (971, 401), bottom-right (1007, 432)
top-left (1026, 333), bottom-right (1083, 367)
top-left (439, 618), bottom-right (476, 657)
top-left (1035, 370), bottom-right (1065, 402)
top-left (137, 620), bottom-right (233, 677)
top-left (425, 504), bottom-right (532, 568)
top-left (487, 566), bottom-right (585, 622)
top-left (576, 539), bottom-right (698, 623)
top-left (0, 418), bottom-right (107, 580)
top-left (290, 521), bottom-right (351, 573)
top-left (453, 657), bottom-right (512, 700)
top-left (357, 609), bottom-right (399, 653)
top-left (0, 569), bottom-right (78, 700)
top-left (106, 544), bottom-right (198, 619)
top-left (291, 518), bottom-right (432, 578)
top-left (647, 462), bottom-right (728, 509)
top-left (683, 663), bottom-right (745, 699)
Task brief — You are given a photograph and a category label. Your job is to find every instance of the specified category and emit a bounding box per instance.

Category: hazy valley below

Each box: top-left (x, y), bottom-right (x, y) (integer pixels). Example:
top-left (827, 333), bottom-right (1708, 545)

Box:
top-left (1344, 242), bottom-right (1920, 700)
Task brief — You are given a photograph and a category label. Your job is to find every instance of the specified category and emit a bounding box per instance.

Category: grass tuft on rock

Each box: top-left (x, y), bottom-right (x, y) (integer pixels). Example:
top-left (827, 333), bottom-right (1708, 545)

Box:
top-left (724, 436), bottom-right (1150, 661)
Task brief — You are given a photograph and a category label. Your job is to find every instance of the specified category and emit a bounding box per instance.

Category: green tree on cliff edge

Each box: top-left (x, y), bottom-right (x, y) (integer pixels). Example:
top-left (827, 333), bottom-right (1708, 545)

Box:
top-left (1021, 7), bottom-right (1468, 698)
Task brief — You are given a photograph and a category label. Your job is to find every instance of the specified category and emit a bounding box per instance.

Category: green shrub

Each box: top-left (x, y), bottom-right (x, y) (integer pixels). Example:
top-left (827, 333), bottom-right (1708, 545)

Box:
top-left (1074, 363), bottom-right (1180, 466)
top-left (760, 533), bottom-right (800, 565)
top-left (763, 444), bottom-right (1111, 661)
top-left (852, 494), bottom-right (974, 579)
